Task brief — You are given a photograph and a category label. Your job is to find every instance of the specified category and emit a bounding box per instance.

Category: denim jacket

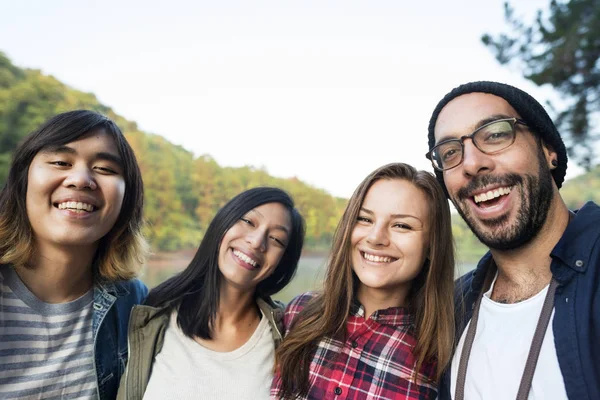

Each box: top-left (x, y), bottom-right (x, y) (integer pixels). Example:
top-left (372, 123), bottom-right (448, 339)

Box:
top-left (93, 278), bottom-right (148, 400)
top-left (439, 201), bottom-right (600, 400)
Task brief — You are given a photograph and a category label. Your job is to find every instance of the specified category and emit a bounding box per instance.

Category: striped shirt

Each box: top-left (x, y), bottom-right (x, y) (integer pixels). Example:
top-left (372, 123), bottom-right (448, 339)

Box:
top-left (271, 293), bottom-right (437, 400)
top-left (0, 265), bottom-right (97, 399)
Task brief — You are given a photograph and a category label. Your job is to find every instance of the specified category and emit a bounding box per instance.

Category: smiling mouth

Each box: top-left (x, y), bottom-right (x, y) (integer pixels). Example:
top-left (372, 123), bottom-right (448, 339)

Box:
top-left (361, 251), bottom-right (397, 264)
top-left (55, 201), bottom-right (97, 213)
top-left (232, 249), bottom-right (261, 269)
top-left (472, 186), bottom-right (512, 208)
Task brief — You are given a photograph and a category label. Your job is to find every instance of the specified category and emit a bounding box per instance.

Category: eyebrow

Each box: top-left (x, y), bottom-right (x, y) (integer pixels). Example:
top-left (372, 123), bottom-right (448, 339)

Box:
top-left (359, 207), bottom-right (423, 223)
top-left (273, 225), bottom-right (290, 236)
top-left (42, 145), bottom-right (123, 166)
top-left (435, 113), bottom-right (515, 144)
top-left (247, 209), bottom-right (291, 235)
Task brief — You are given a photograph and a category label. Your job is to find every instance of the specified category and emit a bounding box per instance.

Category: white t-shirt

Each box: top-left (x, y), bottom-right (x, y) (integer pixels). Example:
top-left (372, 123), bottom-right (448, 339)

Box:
top-left (450, 276), bottom-right (568, 400)
top-left (143, 310), bottom-right (275, 400)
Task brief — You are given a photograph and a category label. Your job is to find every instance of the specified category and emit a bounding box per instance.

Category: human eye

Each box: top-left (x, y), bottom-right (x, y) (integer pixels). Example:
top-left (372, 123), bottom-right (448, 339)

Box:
top-left (240, 217), bottom-right (254, 226)
top-left (393, 222), bottom-right (412, 230)
top-left (269, 236), bottom-right (287, 248)
top-left (94, 165), bottom-right (119, 175)
top-left (439, 142), bottom-right (461, 163)
top-left (480, 121), bottom-right (513, 143)
top-left (357, 215), bottom-right (371, 224)
top-left (48, 160), bottom-right (70, 167)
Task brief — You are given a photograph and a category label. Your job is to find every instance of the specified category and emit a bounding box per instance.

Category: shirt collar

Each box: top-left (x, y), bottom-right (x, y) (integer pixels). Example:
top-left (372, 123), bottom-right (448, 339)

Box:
top-left (551, 201), bottom-right (600, 274)
top-left (351, 298), bottom-right (414, 327)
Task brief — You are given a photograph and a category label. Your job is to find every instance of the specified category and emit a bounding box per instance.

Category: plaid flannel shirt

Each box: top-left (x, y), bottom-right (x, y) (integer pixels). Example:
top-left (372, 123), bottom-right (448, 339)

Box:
top-left (271, 293), bottom-right (437, 400)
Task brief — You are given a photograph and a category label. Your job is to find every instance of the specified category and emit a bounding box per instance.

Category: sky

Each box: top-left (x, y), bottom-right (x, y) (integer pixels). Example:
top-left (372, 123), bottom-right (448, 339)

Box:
top-left (1, 0), bottom-right (578, 198)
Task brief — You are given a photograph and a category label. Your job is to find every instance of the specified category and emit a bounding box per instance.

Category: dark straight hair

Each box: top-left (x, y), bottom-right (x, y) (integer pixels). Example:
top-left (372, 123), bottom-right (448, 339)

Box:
top-left (0, 110), bottom-right (147, 280)
top-left (145, 187), bottom-right (305, 339)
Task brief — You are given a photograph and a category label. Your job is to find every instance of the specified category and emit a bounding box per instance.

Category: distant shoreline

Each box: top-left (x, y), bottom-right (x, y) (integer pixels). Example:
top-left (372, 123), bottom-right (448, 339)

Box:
top-left (148, 248), bottom-right (330, 261)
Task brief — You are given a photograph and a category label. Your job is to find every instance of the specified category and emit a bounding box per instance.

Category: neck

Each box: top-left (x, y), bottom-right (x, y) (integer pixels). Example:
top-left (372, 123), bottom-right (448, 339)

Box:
top-left (214, 284), bottom-right (259, 329)
top-left (15, 241), bottom-right (97, 303)
top-left (490, 195), bottom-right (570, 296)
top-left (356, 284), bottom-right (409, 319)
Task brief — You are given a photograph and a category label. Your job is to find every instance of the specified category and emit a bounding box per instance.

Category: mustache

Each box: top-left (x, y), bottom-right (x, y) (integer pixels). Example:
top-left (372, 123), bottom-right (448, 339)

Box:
top-left (456, 173), bottom-right (523, 200)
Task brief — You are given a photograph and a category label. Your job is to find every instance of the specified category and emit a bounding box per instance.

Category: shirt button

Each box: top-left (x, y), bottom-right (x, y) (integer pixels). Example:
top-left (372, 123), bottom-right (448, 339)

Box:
top-left (575, 260), bottom-right (584, 267)
top-left (335, 387), bottom-right (342, 395)
top-left (351, 341), bottom-right (358, 349)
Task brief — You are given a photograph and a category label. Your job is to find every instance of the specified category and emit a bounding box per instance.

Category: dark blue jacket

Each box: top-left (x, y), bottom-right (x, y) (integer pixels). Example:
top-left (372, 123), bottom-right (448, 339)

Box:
top-left (439, 201), bottom-right (600, 400)
top-left (93, 278), bottom-right (148, 400)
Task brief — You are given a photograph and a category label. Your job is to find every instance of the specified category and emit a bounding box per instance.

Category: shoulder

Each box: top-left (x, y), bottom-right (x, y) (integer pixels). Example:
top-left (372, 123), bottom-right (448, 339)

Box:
top-left (455, 269), bottom-right (475, 297)
top-left (453, 253), bottom-right (494, 333)
top-left (285, 291), bottom-right (318, 313)
top-left (112, 278), bottom-right (149, 305)
top-left (455, 251), bottom-right (493, 298)
top-left (257, 295), bottom-right (284, 312)
top-left (282, 292), bottom-right (319, 331)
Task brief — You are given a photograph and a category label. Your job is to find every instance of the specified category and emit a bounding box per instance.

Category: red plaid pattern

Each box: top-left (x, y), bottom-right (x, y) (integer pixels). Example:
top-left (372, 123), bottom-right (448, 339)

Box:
top-left (271, 293), bottom-right (437, 400)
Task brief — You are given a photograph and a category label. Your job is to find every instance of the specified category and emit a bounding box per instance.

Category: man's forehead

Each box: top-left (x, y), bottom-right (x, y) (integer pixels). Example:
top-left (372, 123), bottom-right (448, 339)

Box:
top-left (433, 92), bottom-right (519, 142)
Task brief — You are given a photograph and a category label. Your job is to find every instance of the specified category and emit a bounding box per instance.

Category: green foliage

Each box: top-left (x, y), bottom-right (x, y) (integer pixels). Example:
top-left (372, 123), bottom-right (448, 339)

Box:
top-left (0, 51), bottom-right (346, 253)
top-left (560, 164), bottom-right (600, 208)
top-left (482, 0), bottom-right (600, 168)
top-left (451, 214), bottom-right (487, 264)
top-left (2, 50), bottom-right (597, 265)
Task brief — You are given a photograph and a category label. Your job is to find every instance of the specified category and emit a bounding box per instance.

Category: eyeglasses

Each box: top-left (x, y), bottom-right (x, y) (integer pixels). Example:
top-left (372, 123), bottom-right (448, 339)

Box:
top-left (426, 117), bottom-right (527, 171)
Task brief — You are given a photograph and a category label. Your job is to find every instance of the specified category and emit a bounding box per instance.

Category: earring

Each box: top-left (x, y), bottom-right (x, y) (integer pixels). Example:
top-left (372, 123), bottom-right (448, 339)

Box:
top-left (551, 159), bottom-right (558, 168)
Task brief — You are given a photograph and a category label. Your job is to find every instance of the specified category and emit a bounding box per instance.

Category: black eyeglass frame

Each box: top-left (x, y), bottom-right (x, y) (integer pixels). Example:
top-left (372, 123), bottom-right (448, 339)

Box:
top-left (425, 117), bottom-right (528, 172)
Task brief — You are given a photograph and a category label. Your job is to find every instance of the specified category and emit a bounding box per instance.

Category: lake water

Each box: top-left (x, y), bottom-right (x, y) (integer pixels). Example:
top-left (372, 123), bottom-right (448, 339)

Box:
top-left (141, 252), bottom-right (477, 304)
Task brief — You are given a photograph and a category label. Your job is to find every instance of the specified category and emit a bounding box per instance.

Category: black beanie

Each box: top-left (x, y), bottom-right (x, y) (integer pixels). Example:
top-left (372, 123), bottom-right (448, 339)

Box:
top-left (427, 81), bottom-right (568, 197)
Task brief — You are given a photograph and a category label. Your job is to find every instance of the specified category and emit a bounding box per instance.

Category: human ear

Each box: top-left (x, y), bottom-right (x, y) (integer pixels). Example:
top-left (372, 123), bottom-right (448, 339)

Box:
top-left (541, 141), bottom-right (558, 169)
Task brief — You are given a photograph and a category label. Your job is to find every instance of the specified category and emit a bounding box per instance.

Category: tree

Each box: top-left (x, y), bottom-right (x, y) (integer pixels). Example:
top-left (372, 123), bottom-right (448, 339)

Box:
top-left (482, 0), bottom-right (600, 168)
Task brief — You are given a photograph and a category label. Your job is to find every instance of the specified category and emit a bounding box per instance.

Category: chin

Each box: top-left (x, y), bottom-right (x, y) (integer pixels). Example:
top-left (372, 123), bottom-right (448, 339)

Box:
top-left (53, 235), bottom-right (103, 247)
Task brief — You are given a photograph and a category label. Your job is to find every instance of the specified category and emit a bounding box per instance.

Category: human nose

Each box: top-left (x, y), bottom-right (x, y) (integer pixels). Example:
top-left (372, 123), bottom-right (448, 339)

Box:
top-left (460, 139), bottom-right (493, 177)
top-left (246, 229), bottom-right (267, 252)
top-left (63, 166), bottom-right (97, 190)
top-left (366, 222), bottom-right (389, 247)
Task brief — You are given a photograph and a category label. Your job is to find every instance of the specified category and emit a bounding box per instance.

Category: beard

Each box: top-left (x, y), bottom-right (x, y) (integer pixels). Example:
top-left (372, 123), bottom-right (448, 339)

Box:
top-left (451, 148), bottom-right (554, 251)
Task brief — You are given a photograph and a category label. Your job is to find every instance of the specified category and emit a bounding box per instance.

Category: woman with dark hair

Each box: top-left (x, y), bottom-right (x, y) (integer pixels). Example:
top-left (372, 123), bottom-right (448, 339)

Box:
top-left (117, 187), bottom-right (305, 400)
top-left (272, 163), bottom-right (455, 399)
top-left (0, 110), bottom-right (149, 400)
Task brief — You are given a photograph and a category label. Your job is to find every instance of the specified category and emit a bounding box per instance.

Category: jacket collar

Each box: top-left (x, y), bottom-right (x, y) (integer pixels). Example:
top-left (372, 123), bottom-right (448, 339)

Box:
top-left (469, 252), bottom-right (494, 293)
top-left (256, 296), bottom-right (284, 342)
top-left (550, 201), bottom-right (600, 274)
top-left (128, 295), bottom-right (285, 340)
top-left (96, 279), bottom-right (131, 297)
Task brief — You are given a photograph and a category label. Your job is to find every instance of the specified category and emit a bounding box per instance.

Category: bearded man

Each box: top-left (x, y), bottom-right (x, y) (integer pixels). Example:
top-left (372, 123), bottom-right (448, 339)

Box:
top-left (426, 81), bottom-right (599, 400)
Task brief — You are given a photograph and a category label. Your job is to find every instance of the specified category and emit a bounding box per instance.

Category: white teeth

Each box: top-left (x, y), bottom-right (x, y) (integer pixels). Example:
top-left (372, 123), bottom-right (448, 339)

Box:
top-left (57, 201), bottom-right (95, 212)
top-left (362, 252), bottom-right (393, 263)
top-left (233, 249), bottom-right (258, 267)
top-left (474, 187), bottom-right (512, 204)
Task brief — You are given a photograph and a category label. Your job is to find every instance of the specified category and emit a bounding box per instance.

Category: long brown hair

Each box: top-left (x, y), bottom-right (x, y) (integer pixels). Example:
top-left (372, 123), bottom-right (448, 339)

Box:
top-left (275, 163), bottom-right (455, 398)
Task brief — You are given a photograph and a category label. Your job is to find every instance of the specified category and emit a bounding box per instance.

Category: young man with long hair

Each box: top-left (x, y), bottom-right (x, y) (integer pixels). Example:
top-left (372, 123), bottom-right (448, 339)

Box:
top-left (0, 110), bottom-right (148, 400)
